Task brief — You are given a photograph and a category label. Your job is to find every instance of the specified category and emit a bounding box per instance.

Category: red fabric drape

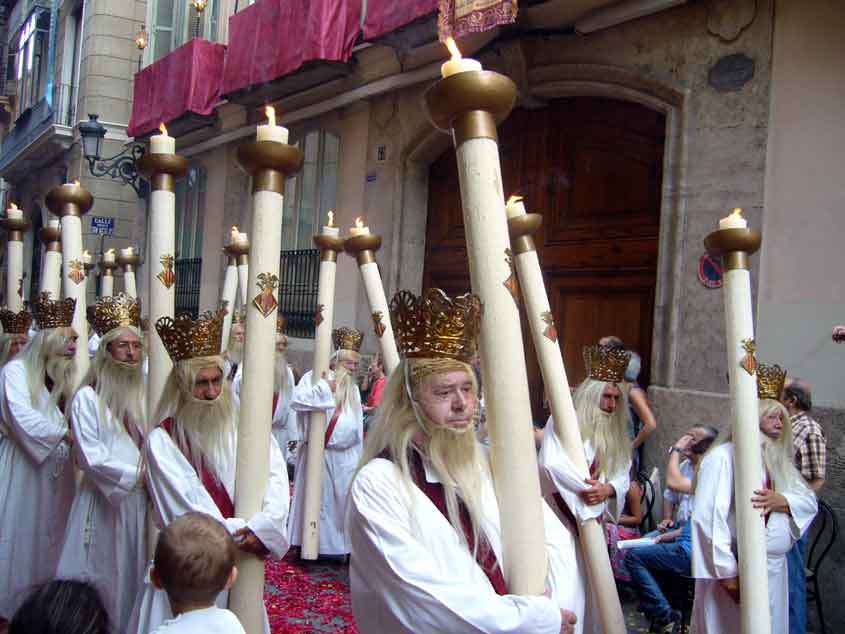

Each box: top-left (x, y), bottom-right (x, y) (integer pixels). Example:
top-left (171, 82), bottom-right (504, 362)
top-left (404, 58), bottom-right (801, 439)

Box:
top-left (127, 38), bottom-right (226, 138)
top-left (362, 0), bottom-right (439, 40)
top-left (222, 0), bottom-right (362, 97)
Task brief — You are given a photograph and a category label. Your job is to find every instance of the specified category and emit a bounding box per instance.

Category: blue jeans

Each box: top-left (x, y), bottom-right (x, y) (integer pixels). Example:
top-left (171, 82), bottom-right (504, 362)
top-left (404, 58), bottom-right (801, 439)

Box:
top-left (787, 532), bottom-right (808, 634)
top-left (625, 542), bottom-right (691, 622)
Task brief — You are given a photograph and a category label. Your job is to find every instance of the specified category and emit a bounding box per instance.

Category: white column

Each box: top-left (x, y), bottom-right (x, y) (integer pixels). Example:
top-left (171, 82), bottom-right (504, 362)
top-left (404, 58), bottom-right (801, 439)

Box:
top-left (100, 271), bottom-right (114, 297)
top-left (229, 136), bottom-right (303, 631)
top-left (299, 235), bottom-right (342, 559)
top-left (507, 205), bottom-right (626, 633)
top-left (39, 223), bottom-right (62, 299)
top-left (6, 239), bottom-right (23, 312)
top-left (237, 255), bottom-right (249, 307)
top-left (124, 268), bottom-right (138, 298)
top-left (219, 254), bottom-right (238, 352)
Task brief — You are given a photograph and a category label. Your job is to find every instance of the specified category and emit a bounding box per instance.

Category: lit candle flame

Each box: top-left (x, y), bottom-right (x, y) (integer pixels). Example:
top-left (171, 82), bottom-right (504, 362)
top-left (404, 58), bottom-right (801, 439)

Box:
top-left (9, 202), bottom-right (17, 210)
top-left (73, 180), bottom-right (81, 187)
top-left (506, 194), bottom-right (524, 206)
top-left (83, 250), bottom-right (90, 257)
top-left (159, 122), bottom-right (168, 136)
top-left (265, 105), bottom-right (276, 127)
top-left (105, 248), bottom-right (115, 255)
top-left (731, 207), bottom-right (743, 218)
top-left (445, 37), bottom-right (461, 61)
top-left (327, 210), bottom-right (334, 227)
top-left (355, 217), bottom-right (364, 229)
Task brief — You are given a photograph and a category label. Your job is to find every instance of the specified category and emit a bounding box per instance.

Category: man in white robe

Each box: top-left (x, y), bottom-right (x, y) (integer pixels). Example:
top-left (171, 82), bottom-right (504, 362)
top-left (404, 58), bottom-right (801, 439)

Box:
top-left (223, 311), bottom-right (245, 382)
top-left (0, 295), bottom-right (78, 619)
top-left (289, 326), bottom-right (364, 557)
top-left (537, 345), bottom-right (633, 632)
top-left (691, 365), bottom-right (818, 634)
top-left (349, 288), bottom-right (580, 634)
top-left (56, 293), bottom-right (148, 631)
top-left (233, 315), bottom-right (296, 463)
top-left (129, 310), bottom-right (290, 634)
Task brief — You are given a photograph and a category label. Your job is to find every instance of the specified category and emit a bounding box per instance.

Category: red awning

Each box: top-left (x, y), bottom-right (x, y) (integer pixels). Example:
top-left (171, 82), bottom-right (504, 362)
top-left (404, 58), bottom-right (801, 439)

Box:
top-left (127, 38), bottom-right (226, 138)
top-left (222, 0), bottom-right (362, 97)
top-left (362, 0), bottom-right (438, 40)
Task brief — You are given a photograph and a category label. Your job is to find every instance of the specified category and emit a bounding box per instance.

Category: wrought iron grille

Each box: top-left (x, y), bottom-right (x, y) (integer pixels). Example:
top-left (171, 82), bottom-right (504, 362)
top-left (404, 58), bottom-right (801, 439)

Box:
top-left (279, 248), bottom-right (320, 339)
top-left (175, 257), bottom-right (202, 318)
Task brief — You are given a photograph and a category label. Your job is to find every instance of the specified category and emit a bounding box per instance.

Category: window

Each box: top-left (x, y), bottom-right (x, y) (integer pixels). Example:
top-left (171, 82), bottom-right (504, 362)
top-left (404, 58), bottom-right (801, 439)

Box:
top-left (151, 0), bottom-right (220, 62)
top-left (281, 130), bottom-right (339, 250)
top-left (173, 165), bottom-right (207, 317)
top-left (14, 10), bottom-right (49, 115)
top-left (57, 6), bottom-right (83, 127)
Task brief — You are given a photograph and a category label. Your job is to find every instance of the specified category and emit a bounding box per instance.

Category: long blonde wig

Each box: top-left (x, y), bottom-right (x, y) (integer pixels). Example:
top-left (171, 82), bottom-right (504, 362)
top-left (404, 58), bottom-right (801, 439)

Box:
top-left (759, 398), bottom-right (811, 495)
top-left (573, 378), bottom-right (631, 479)
top-left (17, 327), bottom-right (77, 412)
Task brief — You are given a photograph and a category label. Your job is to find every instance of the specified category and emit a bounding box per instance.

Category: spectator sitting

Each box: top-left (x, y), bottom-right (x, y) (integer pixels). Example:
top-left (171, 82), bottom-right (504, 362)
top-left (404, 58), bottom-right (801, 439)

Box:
top-left (624, 425), bottom-right (718, 634)
top-left (605, 477), bottom-right (644, 583)
top-left (150, 512), bottom-right (245, 633)
top-left (8, 579), bottom-right (110, 634)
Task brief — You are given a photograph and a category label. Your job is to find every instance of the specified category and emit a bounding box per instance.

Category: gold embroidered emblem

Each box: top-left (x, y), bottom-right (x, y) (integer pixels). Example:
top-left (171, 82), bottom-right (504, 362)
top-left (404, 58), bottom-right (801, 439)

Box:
top-left (541, 311), bottom-right (558, 342)
top-left (157, 254), bottom-right (176, 289)
top-left (252, 272), bottom-right (279, 318)
top-left (740, 338), bottom-right (757, 376)
top-left (503, 248), bottom-right (520, 305)
top-left (68, 260), bottom-right (85, 285)
top-left (372, 311), bottom-right (386, 338)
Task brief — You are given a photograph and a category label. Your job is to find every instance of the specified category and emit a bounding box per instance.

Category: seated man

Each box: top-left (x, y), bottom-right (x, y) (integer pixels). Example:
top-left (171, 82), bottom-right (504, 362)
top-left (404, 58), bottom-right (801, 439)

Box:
top-left (348, 289), bottom-right (580, 634)
top-left (624, 425), bottom-right (718, 634)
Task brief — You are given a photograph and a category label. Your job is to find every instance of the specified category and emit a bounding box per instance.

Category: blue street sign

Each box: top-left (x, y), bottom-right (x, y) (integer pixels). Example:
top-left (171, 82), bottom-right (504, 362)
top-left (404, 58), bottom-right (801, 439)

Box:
top-left (90, 216), bottom-right (115, 236)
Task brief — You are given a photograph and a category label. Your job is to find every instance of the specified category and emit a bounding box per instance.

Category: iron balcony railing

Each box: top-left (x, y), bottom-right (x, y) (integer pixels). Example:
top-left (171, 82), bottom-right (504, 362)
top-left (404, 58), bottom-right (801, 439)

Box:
top-left (175, 257), bottom-right (202, 318)
top-left (279, 248), bottom-right (320, 339)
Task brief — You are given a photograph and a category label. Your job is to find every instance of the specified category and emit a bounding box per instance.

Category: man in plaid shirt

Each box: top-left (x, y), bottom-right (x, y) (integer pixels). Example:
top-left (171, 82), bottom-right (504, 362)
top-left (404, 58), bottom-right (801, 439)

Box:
top-left (782, 378), bottom-right (826, 634)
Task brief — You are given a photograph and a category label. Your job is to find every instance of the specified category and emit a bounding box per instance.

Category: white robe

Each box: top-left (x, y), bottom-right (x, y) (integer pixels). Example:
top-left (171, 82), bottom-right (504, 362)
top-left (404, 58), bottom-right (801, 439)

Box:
top-left (690, 443), bottom-right (818, 634)
top-left (149, 606), bottom-right (245, 633)
top-left (288, 370), bottom-right (363, 555)
top-left (56, 386), bottom-right (148, 631)
top-left (348, 456), bottom-right (584, 634)
top-left (129, 423), bottom-right (290, 634)
top-left (232, 365), bottom-right (296, 463)
top-left (536, 420), bottom-right (631, 633)
top-left (0, 358), bottom-right (75, 618)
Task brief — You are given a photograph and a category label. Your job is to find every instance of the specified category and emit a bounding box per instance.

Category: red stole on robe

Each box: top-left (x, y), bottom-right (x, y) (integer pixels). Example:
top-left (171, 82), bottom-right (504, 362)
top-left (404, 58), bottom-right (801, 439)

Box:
top-left (404, 450), bottom-right (509, 595)
top-left (763, 472), bottom-right (773, 526)
top-left (160, 418), bottom-right (235, 519)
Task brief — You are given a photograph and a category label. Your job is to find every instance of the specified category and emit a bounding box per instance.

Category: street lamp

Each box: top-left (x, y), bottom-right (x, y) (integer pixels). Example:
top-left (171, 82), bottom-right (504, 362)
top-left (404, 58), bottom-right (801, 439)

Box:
top-left (135, 24), bottom-right (148, 72)
top-left (191, 0), bottom-right (208, 38)
top-left (78, 114), bottom-right (147, 198)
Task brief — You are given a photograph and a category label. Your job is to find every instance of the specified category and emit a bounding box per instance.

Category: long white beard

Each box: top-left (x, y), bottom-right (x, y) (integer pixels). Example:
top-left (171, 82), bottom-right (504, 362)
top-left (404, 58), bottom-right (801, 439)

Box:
top-left (95, 355), bottom-right (146, 435)
top-left (172, 389), bottom-right (236, 478)
top-left (334, 366), bottom-right (359, 412)
top-left (227, 340), bottom-right (244, 365)
top-left (274, 354), bottom-right (291, 397)
top-left (45, 356), bottom-right (76, 411)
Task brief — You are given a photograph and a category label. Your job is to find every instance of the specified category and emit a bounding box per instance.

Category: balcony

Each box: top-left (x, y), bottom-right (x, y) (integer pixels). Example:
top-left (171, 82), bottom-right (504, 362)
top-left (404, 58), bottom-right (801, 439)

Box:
top-left (127, 38), bottom-right (226, 139)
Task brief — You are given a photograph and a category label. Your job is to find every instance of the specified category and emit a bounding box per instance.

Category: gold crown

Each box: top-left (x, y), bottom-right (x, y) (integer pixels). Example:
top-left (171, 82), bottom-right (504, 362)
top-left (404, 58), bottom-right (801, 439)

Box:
top-left (32, 292), bottom-right (76, 330)
top-left (0, 308), bottom-right (33, 334)
top-left (390, 288), bottom-right (482, 362)
top-left (757, 363), bottom-right (787, 400)
top-left (583, 345), bottom-right (631, 383)
top-left (93, 293), bottom-right (141, 336)
top-left (277, 313), bottom-right (287, 335)
top-left (332, 326), bottom-right (363, 352)
top-left (156, 309), bottom-right (225, 363)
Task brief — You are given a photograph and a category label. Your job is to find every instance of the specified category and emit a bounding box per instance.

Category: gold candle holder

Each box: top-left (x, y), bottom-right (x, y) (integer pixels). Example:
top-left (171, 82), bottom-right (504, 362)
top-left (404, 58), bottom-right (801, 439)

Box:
top-left (343, 233), bottom-right (382, 265)
top-left (224, 240), bottom-right (250, 267)
top-left (137, 153), bottom-right (190, 192)
top-left (116, 251), bottom-right (142, 273)
top-left (313, 233), bottom-right (346, 262)
top-left (704, 227), bottom-right (762, 270)
top-left (38, 224), bottom-right (62, 252)
top-left (45, 181), bottom-right (94, 218)
top-left (1, 216), bottom-right (33, 242)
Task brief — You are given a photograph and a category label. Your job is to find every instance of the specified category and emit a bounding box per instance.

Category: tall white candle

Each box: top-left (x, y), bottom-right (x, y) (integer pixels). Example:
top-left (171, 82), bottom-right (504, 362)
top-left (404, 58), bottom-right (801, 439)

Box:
top-left (150, 123), bottom-right (175, 154)
top-left (441, 37), bottom-right (483, 78)
top-left (219, 255), bottom-right (239, 353)
top-left (256, 106), bottom-right (289, 144)
top-left (6, 240), bottom-right (23, 312)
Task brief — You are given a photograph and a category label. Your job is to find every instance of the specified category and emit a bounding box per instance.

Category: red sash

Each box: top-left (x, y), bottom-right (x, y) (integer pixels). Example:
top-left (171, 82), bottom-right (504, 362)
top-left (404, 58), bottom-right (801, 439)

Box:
top-left (763, 473), bottom-right (773, 526)
top-left (160, 418), bottom-right (234, 519)
top-left (272, 392), bottom-right (279, 417)
top-left (324, 408), bottom-right (342, 446)
top-left (406, 451), bottom-right (509, 595)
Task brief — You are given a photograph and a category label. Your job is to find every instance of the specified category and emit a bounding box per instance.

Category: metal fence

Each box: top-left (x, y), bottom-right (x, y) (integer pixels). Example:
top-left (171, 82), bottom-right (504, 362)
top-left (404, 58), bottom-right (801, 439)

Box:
top-left (279, 248), bottom-right (320, 339)
top-left (175, 258), bottom-right (202, 318)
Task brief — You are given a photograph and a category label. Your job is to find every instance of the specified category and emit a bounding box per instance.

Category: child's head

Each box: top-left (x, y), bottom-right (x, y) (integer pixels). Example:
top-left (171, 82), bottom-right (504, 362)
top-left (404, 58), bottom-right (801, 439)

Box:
top-left (151, 512), bottom-right (237, 607)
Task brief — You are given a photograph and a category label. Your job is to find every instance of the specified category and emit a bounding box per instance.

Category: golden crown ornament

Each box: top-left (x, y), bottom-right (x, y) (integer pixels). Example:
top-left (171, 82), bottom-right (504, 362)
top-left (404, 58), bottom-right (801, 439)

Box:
top-left (390, 288), bottom-right (482, 363)
top-left (757, 363), bottom-right (787, 400)
top-left (0, 308), bottom-right (33, 334)
top-left (155, 309), bottom-right (225, 363)
top-left (93, 293), bottom-right (141, 337)
top-left (332, 326), bottom-right (364, 352)
top-left (32, 292), bottom-right (76, 330)
top-left (583, 344), bottom-right (631, 383)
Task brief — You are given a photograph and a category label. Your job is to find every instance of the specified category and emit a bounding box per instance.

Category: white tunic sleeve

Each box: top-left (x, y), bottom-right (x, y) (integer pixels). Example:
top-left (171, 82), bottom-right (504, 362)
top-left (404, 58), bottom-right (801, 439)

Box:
top-left (782, 485), bottom-right (817, 540)
top-left (0, 360), bottom-right (66, 465)
top-left (349, 461), bottom-right (563, 634)
top-left (70, 386), bottom-right (142, 506)
top-left (691, 444), bottom-right (738, 580)
top-left (605, 461), bottom-right (632, 524)
top-left (538, 420), bottom-right (601, 523)
top-left (144, 428), bottom-right (240, 533)
top-left (244, 435), bottom-right (290, 559)
top-left (290, 370), bottom-right (334, 412)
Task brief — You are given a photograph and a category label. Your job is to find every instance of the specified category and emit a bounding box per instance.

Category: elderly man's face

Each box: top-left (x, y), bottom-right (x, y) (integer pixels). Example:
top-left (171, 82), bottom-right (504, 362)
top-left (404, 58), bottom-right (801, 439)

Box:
top-left (231, 324), bottom-right (245, 344)
top-left (417, 370), bottom-right (477, 431)
top-left (193, 366), bottom-right (224, 401)
top-left (9, 334), bottom-right (27, 356)
top-left (341, 357), bottom-right (358, 373)
top-left (108, 331), bottom-right (143, 364)
top-left (275, 335), bottom-right (288, 354)
top-left (59, 331), bottom-right (79, 357)
top-left (599, 384), bottom-right (621, 414)
top-left (760, 409), bottom-right (784, 440)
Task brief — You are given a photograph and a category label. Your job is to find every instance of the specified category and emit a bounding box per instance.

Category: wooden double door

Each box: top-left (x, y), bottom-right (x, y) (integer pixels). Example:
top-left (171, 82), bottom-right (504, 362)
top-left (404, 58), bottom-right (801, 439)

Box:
top-left (423, 97), bottom-right (665, 419)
